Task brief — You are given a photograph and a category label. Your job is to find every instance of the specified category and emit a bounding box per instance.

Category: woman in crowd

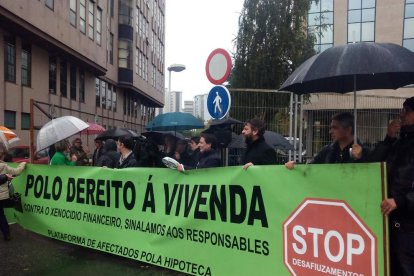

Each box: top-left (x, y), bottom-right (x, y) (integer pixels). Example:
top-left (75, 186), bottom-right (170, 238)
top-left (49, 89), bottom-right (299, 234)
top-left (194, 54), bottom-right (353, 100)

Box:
top-left (0, 158), bottom-right (26, 241)
top-left (177, 133), bottom-right (221, 171)
top-left (70, 138), bottom-right (89, 166)
top-left (50, 140), bottom-right (77, 166)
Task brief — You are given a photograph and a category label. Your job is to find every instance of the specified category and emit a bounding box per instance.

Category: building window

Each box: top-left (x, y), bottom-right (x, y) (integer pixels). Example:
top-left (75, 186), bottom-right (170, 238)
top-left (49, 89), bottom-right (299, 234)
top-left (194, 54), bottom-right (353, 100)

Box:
top-left (70, 0), bottom-right (77, 27)
top-left (135, 48), bottom-right (139, 74)
top-left (4, 36), bottom-right (16, 83)
top-left (21, 43), bottom-right (31, 87)
top-left (80, 0), bottom-right (86, 33)
top-left (109, 0), bottom-right (114, 17)
top-left (21, 113), bottom-right (30, 130)
top-left (4, 110), bottom-right (16, 129)
top-left (101, 81), bottom-right (106, 109)
top-left (119, 0), bottom-right (133, 26)
top-left (348, 0), bottom-right (376, 43)
top-left (70, 64), bottom-right (77, 100)
top-left (118, 39), bottom-right (132, 69)
top-left (109, 33), bottom-right (114, 64)
top-left (95, 78), bottom-right (101, 107)
top-left (308, 0), bottom-right (334, 53)
top-left (106, 84), bottom-right (112, 110)
top-left (45, 0), bottom-right (54, 10)
top-left (112, 86), bottom-right (117, 112)
top-left (404, 0), bottom-right (414, 52)
top-left (49, 56), bottom-right (57, 94)
top-left (79, 70), bottom-right (85, 102)
top-left (96, 8), bottom-right (102, 45)
top-left (88, 0), bottom-right (94, 40)
top-left (60, 61), bottom-right (67, 97)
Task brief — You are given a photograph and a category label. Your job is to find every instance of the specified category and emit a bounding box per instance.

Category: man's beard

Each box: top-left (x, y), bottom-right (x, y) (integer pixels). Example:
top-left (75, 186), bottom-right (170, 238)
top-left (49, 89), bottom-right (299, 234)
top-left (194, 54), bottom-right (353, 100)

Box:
top-left (244, 134), bottom-right (253, 144)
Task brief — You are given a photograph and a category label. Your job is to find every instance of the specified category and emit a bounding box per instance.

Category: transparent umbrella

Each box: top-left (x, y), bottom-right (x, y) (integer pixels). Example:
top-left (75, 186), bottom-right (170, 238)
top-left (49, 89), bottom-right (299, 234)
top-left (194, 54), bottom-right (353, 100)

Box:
top-left (36, 116), bottom-right (89, 152)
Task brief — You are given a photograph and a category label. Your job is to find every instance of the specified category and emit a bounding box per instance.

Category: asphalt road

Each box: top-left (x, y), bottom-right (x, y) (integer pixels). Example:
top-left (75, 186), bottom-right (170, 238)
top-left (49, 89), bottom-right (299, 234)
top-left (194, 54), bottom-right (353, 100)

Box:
top-left (0, 223), bottom-right (184, 276)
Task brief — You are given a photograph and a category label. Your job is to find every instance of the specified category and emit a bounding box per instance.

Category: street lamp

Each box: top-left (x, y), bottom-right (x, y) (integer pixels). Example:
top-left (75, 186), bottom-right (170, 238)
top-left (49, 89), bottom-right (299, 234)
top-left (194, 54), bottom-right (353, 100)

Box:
top-left (168, 64), bottom-right (186, 92)
top-left (167, 64), bottom-right (186, 113)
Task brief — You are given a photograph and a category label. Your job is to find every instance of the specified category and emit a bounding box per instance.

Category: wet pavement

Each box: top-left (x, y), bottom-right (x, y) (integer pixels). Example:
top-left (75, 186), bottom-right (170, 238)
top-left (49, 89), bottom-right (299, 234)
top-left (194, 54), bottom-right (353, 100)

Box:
top-left (0, 223), bottom-right (184, 276)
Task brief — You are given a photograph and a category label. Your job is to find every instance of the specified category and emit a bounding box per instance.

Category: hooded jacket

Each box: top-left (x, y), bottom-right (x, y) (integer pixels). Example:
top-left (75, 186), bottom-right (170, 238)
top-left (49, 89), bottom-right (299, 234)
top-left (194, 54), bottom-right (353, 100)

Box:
top-left (96, 139), bottom-right (121, 168)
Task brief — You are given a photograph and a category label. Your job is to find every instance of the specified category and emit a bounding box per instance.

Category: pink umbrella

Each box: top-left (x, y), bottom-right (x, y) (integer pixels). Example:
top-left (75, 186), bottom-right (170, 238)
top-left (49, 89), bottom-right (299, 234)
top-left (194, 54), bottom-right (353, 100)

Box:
top-left (80, 123), bottom-right (106, 135)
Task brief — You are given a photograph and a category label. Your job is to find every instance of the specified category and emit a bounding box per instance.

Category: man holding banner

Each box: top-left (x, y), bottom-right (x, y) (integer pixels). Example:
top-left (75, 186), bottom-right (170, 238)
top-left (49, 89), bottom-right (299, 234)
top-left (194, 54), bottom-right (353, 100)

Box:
top-left (241, 118), bottom-right (277, 169)
top-left (369, 97), bottom-right (414, 276)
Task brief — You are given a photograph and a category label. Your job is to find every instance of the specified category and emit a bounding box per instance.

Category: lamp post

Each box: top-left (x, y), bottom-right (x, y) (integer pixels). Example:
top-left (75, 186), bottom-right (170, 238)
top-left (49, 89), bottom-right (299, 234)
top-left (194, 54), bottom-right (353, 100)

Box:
top-left (167, 64), bottom-right (186, 112)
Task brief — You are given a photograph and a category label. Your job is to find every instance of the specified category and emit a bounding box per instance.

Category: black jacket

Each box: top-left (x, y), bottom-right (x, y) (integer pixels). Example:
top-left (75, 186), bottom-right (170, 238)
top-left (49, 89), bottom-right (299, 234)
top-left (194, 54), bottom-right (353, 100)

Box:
top-left (241, 137), bottom-right (277, 165)
top-left (312, 140), bottom-right (369, 164)
top-left (369, 125), bottom-right (414, 231)
top-left (96, 139), bottom-right (120, 168)
top-left (117, 152), bottom-right (138, 168)
top-left (184, 149), bottom-right (220, 170)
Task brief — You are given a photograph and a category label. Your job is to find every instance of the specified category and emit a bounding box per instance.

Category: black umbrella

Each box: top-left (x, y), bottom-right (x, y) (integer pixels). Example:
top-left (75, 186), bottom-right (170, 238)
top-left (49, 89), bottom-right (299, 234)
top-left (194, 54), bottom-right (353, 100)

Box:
top-left (95, 127), bottom-right (140, 140)
top-left (280, 42), bottom-right (414, 141)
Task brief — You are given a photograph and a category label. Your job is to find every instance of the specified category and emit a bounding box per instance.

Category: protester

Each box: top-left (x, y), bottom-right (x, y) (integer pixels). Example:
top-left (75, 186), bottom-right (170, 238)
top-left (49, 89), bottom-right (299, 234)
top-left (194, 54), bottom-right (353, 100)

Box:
top-left (177, 133), bottom-right (220, 171)
top-left (70, 138), bottom-right (89, 166)
top-left (189, 136), bottom-right (200, 165)
top-left (50, 140), bottom-right (77, 166)
top-left (285, 112), bottom-right (369, 169)
top-left (96, 139), bottom-right (120, 168)
top-left (368, 97), bottom-right (414, 275)
top-left (0, 160), bottom-right (26, 241)
top-left (117, 135), bottom-right (137, 168)
top-left (163, 134), bottom-right (176, 158)
top-left (91, 139), bottom-right (104, 166)
top-left (174, 139), bottom-right (193, 167)
top-left (135, 138), bottom-right (164, 167)
top-left (241, 118), bottom-right (277, 170)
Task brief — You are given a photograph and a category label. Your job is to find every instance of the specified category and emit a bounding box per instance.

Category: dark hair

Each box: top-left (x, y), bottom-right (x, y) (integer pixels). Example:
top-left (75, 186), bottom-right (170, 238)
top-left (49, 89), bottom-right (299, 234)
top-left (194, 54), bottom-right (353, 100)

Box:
top-left (245, 118), bottom-right (266, 137)
top-left (190, 136), bottom-right (200, 144)
top-left (200, 133), bottom-right (217, 148)
top-left (55, 139), bottom-right (69, 152)
top-left (403, 96), bottom-right (414, 111)
top-left (331, 112), bottom-right (354, 134)
top-left (118, 135), bottom-right (135, 150)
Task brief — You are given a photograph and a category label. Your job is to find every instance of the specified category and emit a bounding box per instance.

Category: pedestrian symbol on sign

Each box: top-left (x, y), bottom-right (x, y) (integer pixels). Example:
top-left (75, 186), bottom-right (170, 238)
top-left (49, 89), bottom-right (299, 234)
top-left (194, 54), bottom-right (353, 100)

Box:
top-left (213, 92), bottom-right (222, 114)
top-left (207, 85), bottom-right (231, 120)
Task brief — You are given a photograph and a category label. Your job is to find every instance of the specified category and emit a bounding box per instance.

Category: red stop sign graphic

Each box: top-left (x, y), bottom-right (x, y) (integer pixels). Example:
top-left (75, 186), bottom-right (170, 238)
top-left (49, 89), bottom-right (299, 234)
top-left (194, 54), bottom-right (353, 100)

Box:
top-left (283, 199), bottom-right (377, 276)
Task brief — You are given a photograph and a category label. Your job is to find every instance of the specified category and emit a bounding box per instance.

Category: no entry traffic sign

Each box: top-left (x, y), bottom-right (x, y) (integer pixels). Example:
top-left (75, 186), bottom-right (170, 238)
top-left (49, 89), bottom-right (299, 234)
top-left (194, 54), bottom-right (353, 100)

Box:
top-left (205, 48), bottom-right (232, 85)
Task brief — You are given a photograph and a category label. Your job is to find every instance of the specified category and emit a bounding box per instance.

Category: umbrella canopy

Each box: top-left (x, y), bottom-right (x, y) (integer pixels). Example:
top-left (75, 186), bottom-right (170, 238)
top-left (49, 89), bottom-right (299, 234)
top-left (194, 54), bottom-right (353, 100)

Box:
top-left (279, 42), bottom-right (414, 141)
top-left (0, 126), bottom-right (20, 149)
top-left (280, 42), bottom-right (414, 94)
top-left (95, 127), bottom-right (140, 140)
top-left (228, 131), bottom-right (294, 151)
top-left (36, 116), bottom-right (89, 152)
top-left (80, 122), bottom-right (106, 135)
top-left (145, 112), bottom-right (204, 131)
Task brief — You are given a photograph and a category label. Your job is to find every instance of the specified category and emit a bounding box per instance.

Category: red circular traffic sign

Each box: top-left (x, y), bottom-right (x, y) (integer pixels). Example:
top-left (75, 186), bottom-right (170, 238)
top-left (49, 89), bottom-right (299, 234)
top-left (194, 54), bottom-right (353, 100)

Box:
top-left (205, 48), bottom-right (232, 85)
top-left (283, 199), bottom-right (377, 276)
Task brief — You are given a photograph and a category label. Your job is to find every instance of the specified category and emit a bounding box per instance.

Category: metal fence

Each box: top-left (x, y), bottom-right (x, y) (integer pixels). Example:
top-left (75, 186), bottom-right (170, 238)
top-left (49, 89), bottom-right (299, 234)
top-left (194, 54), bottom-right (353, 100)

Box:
top-left (227, 89), bottom-right (408, 165)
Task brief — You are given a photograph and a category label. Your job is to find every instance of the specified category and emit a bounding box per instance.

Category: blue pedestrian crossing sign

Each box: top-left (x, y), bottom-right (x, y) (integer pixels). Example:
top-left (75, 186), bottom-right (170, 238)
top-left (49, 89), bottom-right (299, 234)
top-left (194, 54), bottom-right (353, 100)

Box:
top-left (207, 85), bottom-right (231, 120)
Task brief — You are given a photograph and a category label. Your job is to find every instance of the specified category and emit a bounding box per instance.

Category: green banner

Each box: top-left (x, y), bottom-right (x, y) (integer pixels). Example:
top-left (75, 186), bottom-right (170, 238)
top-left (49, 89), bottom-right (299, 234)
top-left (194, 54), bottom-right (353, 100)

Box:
top-left (8, 163), bottom-right (387, 275)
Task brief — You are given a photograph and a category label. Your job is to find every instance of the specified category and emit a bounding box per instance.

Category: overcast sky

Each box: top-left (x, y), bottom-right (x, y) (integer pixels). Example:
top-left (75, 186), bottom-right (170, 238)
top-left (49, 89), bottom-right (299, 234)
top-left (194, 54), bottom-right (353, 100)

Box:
top-left (165, 0), bottom-right (245, 102)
